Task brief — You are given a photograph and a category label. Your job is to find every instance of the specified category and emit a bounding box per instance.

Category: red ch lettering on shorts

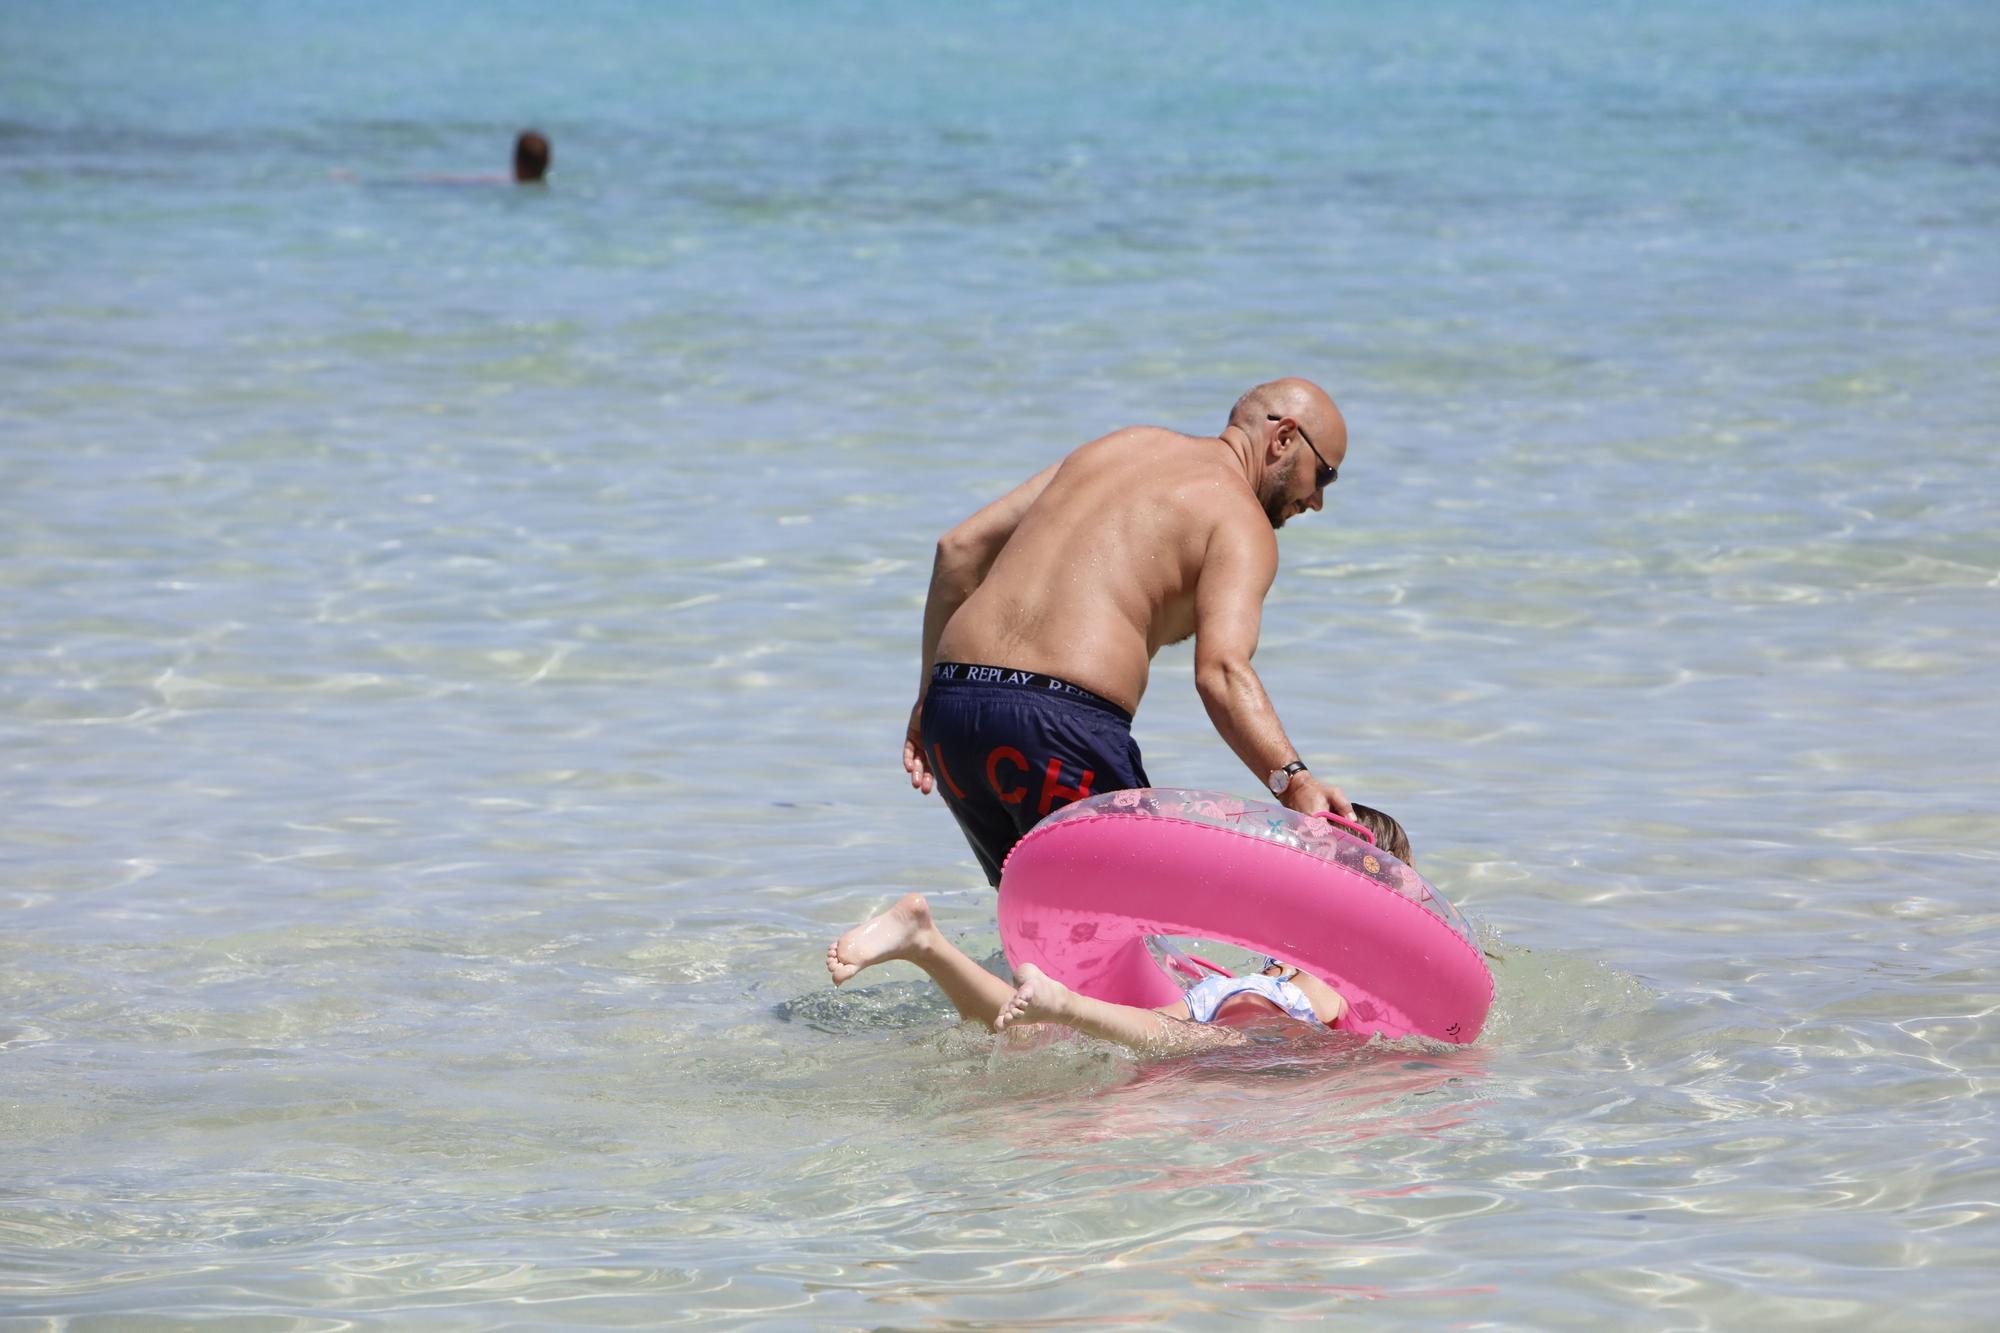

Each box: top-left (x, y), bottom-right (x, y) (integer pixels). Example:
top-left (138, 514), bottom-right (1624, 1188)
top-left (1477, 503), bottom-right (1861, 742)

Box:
top-left (1038, 759), bottom-right (1093, 815)
top-left (928, 743), bottom-right (967, 801)
top-left (986, 746), bottom-right (1029, 804)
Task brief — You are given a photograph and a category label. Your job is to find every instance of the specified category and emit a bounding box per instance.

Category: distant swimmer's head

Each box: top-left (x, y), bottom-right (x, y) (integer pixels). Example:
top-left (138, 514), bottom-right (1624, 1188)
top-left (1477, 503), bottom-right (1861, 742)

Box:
top-left (513, 129), bottom-right (551, 183)
top-left (1347, 802), bottom-right (1412, 864)
top-left (1230, 377), bottom-right (1348, 529)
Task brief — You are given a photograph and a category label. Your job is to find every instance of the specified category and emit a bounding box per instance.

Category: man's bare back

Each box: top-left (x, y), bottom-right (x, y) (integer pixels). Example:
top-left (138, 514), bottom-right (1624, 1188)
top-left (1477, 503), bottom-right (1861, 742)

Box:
top-left (936, 425), bottom-right (1253, 711)
top-left (906, 378), bottom-right (1354, 878)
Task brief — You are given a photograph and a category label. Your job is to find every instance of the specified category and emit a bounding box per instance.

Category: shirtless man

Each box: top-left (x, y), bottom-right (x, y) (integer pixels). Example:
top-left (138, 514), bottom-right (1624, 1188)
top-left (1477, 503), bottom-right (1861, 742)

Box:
top-left (903, 377), bottom-right (1354, 883)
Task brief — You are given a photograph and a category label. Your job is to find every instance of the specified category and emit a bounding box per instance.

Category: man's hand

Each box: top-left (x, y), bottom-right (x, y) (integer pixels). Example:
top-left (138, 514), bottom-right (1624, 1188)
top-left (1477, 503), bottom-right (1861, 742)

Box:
top-left (902, 700), bottom-right (934, 795)
top-left (1281, 774), bottom-right (1353, 821)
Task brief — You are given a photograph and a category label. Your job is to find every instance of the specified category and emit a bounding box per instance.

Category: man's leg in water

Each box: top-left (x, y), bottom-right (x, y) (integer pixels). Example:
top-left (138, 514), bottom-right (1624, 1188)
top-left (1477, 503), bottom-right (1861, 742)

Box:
top-left (827, 892), bottom-right (1017, 1025)
top-left (996, 964), bottom-right (1245, 1055)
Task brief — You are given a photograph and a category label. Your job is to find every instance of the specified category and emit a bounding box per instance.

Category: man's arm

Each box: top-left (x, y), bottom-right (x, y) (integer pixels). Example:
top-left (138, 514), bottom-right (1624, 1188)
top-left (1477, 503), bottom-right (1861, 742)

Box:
top-left (1189, 518), bottom-right (1353, 818)
top-left (902, 459), bottom-right (1064, 794)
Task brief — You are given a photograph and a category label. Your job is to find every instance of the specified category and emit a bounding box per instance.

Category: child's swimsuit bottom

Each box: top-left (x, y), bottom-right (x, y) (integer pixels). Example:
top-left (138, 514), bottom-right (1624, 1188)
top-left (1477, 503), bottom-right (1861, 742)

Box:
top-left (1182, 973), bottom-right (1321, 1025)
top-left (920, 662), bottom-right (1151, 886)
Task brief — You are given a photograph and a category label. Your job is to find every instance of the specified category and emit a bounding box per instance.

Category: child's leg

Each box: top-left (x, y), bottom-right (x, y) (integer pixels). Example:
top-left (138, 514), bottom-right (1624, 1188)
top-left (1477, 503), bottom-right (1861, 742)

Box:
top-left (827, 893), bottom-right (1017, 1025)
top-left (996, 965), bottom-right (1245, 1055)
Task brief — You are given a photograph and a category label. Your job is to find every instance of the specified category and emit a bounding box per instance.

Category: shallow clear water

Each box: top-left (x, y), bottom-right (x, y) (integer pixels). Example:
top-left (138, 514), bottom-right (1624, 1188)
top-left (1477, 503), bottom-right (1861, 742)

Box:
top-left (3, 0), bottom-right (1997, 1325)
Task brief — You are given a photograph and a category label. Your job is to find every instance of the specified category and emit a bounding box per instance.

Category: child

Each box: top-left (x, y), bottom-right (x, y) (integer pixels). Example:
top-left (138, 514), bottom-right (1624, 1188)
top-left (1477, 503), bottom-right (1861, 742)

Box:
top-left (827, 804), bottom-right (1410, 1056)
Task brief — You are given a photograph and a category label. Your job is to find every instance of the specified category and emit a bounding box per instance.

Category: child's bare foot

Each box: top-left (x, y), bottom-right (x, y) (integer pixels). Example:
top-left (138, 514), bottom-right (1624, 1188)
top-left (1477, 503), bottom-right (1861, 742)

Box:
top-left (994, 963), bottom-right (1076, 1032)
top-left (827, 893), bottom-right (936, 985)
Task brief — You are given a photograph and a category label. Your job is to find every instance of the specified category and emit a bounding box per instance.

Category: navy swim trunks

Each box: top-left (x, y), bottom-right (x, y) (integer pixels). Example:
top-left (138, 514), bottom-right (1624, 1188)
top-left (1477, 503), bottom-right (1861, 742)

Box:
top-left (919, 661), bottom-right (1151, 885)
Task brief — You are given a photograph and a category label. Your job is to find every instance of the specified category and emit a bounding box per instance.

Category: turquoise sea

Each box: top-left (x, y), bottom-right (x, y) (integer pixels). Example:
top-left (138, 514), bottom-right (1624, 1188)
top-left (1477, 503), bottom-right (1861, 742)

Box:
top-left (4, 0), bottom-right (1997, 1325)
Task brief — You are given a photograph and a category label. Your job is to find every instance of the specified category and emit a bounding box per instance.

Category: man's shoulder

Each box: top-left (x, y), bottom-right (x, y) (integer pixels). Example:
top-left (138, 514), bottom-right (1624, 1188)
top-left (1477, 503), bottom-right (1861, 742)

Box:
top-left (1068, 423), bottom-right (1193, 457)
top-left (1090, 432), bottom-right (1267, 546)
top-left (1066, 429), bottom-right (1255, 511)
top-left (1065, 424), bottom-right (1239, 476)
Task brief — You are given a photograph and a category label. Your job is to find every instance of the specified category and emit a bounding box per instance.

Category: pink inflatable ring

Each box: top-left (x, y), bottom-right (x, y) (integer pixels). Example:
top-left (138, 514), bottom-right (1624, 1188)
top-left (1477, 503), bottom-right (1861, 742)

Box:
top-left (997, 788), bottom-right (1492, 1043)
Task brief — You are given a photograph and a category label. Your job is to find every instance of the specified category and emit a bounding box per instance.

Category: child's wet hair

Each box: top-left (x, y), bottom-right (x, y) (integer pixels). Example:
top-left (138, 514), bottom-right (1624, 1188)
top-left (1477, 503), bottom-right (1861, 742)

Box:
top-left (1348, 803), bottom-right (1412, 864)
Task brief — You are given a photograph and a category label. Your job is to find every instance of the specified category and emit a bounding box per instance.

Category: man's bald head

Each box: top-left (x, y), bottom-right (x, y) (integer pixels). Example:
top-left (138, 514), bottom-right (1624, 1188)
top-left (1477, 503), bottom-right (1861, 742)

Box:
top-left (1228, 377), bottom-right (1347, 458)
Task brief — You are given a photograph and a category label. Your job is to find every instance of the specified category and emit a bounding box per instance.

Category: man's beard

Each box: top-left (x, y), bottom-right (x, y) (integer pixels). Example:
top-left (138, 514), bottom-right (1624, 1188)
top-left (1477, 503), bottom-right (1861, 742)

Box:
top-left (1262, 452), bottom-right (1300, 528)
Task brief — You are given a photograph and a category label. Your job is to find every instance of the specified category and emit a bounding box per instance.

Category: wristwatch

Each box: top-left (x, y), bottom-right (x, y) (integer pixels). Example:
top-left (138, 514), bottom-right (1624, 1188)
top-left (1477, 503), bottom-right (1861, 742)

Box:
top-left (1266, 760), bottom-right (1309, 796)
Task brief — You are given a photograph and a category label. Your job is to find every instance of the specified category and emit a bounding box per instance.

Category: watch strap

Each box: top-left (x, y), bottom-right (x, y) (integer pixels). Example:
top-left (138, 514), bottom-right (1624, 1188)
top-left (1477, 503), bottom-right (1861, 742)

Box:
top-left (1269, 759), bottom-right (1309, 793)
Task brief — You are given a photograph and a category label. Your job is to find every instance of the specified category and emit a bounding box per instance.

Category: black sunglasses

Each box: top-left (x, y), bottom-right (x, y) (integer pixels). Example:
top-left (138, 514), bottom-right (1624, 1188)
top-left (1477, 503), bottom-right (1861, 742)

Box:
top-left (1268, 414), bottom-right (1337, 490)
